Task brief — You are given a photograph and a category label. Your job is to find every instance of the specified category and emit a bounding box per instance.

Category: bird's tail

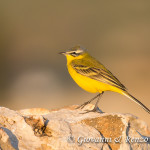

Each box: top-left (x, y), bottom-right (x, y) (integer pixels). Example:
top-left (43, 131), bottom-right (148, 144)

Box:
top-left (122, 91), bottom-right (150, 114)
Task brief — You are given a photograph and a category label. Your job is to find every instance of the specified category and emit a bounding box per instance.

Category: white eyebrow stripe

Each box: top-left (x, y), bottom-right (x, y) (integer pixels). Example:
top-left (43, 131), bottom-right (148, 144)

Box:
top-left (76, 49), bottom-right (83, 53)
top-left (66, 49), bottom-right (84, 56)
top-left (69, 50), bottom-right (83, 53)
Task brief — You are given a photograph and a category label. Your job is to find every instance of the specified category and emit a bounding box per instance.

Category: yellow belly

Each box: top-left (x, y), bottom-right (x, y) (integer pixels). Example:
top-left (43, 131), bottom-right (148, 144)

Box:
top-left (68, 65), bottom-right (123, 94)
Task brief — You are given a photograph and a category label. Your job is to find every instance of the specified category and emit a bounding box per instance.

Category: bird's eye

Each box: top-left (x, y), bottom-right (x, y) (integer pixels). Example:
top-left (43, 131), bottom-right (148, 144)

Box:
top-left (71, 52), bottom-right (77, 57)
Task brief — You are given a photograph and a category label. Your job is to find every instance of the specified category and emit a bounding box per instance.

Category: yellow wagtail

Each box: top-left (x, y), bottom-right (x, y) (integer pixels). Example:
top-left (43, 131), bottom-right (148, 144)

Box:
top-left (59, 46), bottom-right (150, 114)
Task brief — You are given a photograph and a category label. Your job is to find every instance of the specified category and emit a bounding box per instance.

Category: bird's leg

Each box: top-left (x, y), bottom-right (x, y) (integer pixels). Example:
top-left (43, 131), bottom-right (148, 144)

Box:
top-left (76, 93), bottom-right (101, 109)
top-left (82, 91), bottom-right (104, 113)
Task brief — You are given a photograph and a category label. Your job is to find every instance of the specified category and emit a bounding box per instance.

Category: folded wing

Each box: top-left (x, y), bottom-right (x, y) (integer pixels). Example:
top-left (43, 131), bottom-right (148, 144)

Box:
top-left (71, 60), bottom-right (126, 91)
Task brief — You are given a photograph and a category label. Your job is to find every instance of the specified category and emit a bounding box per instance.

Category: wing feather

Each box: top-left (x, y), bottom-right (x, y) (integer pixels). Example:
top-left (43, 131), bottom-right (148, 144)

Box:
top-left (71, 61), bottom-right (126, 91)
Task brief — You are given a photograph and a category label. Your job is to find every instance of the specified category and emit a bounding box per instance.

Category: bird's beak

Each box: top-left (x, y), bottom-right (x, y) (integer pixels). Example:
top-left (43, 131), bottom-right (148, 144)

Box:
top-left (59, 52), bottom-right (66, 55)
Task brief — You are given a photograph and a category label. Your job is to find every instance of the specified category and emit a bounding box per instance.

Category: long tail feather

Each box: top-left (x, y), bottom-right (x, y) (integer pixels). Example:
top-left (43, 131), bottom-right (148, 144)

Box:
top-left (123, 92), bottom-right (150, 114)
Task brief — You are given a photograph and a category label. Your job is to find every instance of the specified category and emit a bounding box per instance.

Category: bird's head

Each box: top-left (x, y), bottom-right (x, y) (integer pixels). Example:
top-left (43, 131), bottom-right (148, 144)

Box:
top-left (59, 46), bottom-right (88, 62)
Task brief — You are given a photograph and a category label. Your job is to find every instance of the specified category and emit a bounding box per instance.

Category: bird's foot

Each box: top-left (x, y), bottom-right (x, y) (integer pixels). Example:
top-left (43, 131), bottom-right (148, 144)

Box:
top-left (76, 101), bottom-right (90, 109)
top-left (80, 106), bottom-right (104, 114)
top-left (76, 93), bottom-right (103, 110)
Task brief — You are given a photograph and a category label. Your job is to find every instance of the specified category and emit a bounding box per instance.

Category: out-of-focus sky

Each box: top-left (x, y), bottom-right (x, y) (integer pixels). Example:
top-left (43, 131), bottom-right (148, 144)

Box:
top-left (0, 1), bottom-right (150, 125)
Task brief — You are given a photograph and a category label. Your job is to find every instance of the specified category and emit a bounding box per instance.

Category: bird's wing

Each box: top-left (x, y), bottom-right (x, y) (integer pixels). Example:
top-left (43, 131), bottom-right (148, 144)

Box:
top-left (71, 60), bottom-right (126, 91)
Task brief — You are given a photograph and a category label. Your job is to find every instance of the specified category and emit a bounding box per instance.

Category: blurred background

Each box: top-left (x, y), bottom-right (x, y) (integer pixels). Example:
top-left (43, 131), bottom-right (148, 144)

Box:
top-left (0, 1), bottom-right (150, 125)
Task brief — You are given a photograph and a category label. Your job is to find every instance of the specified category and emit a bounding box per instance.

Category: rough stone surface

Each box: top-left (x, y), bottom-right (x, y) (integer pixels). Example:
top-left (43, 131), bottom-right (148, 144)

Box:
top-left (0, 104), bottom-right (149, 150)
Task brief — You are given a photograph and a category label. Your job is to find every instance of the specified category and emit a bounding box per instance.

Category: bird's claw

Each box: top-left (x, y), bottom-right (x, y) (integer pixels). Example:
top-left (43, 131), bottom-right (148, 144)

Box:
top-left (76, 101), bottom-right (90, 109)
top-left (80, 106), bottom-right (104, 114)
top-left (80, 106), bottom-right (98, 114)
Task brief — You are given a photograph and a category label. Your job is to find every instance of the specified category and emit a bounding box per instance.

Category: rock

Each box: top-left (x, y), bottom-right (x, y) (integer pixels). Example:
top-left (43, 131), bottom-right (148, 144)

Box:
top-left (0, 104), bottom-right (149, 150)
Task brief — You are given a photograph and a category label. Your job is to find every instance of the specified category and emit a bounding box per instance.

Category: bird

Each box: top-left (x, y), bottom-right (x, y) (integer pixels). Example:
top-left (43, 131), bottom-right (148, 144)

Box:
top-left (59, 46), bottom-right (150, 114)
